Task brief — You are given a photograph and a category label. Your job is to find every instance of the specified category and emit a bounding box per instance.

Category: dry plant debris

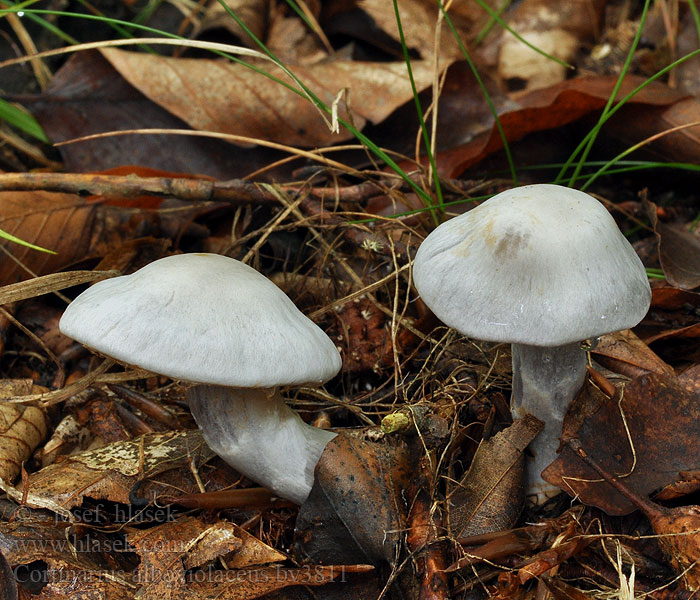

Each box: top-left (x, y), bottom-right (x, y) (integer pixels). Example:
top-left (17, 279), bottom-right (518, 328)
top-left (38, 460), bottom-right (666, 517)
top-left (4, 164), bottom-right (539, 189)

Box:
top-left (1, 0), bottom-right (700, 598)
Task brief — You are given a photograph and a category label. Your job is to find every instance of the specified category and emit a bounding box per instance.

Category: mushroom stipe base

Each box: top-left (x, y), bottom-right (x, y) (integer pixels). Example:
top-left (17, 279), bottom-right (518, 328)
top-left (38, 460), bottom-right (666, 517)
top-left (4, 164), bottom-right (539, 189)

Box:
top-left (187, 385), bottom-right (337, 505)
top-left (511, 342), bottom-right (588, 504)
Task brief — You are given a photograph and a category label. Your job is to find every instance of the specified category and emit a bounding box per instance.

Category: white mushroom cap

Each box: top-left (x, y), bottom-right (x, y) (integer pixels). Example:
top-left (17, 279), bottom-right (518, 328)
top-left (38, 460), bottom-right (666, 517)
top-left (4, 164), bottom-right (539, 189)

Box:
top-left (59, 253), bottom-right (342, 387)
top-left (413, 184), bottom-right (651, 346)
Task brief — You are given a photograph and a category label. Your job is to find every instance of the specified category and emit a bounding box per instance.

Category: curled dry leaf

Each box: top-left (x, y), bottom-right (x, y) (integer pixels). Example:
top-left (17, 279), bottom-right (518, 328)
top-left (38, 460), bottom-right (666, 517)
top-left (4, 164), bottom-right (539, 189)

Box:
top-left (224, 525), bottom-right (287, 569)
top-left (294, 433), bottom-right (410, 566)
top-left (193, 0), bottom-right (268, 47)
top-left (100, 48), bottom-right (438, 148)
top-left (498, 0), bottom-right (605, 91)
top-left (544, 373), bottom-right (700, 515)
top-left (38, 414), bottom-right (91, 468)
top-left (0, 403), bottom-right (49, 483)
top-left (18, 430), bottom-right (215, 513)
top-left (448, 415), bottom-right (542, 538)
top-left (0, 379), bottom-right (49, 482)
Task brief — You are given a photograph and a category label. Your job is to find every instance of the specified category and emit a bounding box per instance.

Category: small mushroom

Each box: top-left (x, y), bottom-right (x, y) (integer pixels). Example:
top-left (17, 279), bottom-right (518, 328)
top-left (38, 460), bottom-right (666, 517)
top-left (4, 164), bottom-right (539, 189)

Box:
top-left (413, 184), bottom-right (651, 503)
top-left (59, 253), bottom-right (342, 505)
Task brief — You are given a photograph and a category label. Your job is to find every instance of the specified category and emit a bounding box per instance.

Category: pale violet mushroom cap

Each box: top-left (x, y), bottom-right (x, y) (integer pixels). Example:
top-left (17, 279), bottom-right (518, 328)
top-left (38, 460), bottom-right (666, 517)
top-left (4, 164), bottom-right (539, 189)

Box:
top-left (59, 253), bottom-right (342, 386)
top-left (413, 184), bottom-right (651, 346)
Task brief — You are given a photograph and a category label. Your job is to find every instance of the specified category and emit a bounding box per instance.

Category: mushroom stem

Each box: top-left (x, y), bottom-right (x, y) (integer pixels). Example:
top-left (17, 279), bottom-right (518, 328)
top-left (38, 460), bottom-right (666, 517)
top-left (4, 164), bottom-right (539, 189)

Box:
top-left (187, 385), bottom-right (336, 505)
top-left (510, 342), bottom-right (588, 503)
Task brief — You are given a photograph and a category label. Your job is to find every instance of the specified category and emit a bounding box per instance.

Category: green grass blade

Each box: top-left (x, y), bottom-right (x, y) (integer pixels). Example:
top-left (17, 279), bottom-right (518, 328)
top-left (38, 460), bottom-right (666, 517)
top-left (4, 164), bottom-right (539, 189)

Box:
top-left (437, 0), bottom-right (517, 185)
top-left (212, 0), bottom-right (436, 208)
top-left (392, 0), bottom-right (442, 223)
top-left (0, 98), bottom-right (49, 142)
top-left (559, 0), bottom-right (651, 186)
top-left (0, 229), bottom-right (56, 254)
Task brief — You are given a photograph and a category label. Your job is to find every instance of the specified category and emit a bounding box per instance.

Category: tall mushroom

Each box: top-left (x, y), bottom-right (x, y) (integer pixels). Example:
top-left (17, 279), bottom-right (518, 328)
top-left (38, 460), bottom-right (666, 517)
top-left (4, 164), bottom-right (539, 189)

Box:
top-left (59, 253), bottom-right (342, 505)
top-left (413, 184), bottom-right (651, 503)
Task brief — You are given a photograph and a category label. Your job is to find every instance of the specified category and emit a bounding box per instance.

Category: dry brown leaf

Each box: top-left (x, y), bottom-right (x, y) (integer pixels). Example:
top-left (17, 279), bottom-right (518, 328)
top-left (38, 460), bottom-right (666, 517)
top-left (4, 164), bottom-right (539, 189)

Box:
top-left (294, 433), bottom-right (409, 566)
top-left (566, 437), bottom-right (700, 591)
top-left (436, 75), bottom-right (687, 177)
top-left (358, 0), bottom-right (460, 60)
top-left (183, 521), bottom-right (243, 570)
top-left (38, 414), bottom-right (92, 468)
top-left (18, 430), bottom-right (215, 512)
top-left (32, 52), bottom-right (263, 178)
top-left (0, 551), bottom-right (16, 600)
top-left (193, 0), bottom-right (268, 47)
top-left (0, 380), bottom-right (49, 483)
top-left (127, 516), bottom-right (242, 599)
top-left (592, 329), bottom-right (675, 379)
top-left (224, 525), bottom-right (287, 569)
top-left (448, 415), bottom-right (542, 538)
top-left (100, 48), bottom-right (438, 147)
top-left (544, 373), bottom-right (700, 515)
top-left (0, 190), bottom-right (95, 284)
top-left (498, 0), bottom-right (605, 91)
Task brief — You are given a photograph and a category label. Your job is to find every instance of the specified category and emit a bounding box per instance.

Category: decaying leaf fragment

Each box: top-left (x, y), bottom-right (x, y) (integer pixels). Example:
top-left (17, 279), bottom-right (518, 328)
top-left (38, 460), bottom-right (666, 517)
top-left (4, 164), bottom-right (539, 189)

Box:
top-left (0, 518), bottom-right (134, 599)
top-left (592, 329), bottom-right (675, 379)
top-left (223, 525), bottom-right (287, 569)
top-left (567, 438), bottom-right (700, 591)
top-left (18, 430), bottom-right (214, 512)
